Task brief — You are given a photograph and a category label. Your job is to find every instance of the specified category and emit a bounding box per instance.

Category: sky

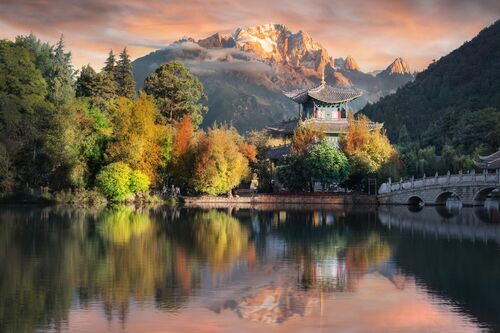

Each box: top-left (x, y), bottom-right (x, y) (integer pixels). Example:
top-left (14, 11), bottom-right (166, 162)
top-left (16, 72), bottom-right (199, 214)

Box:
top-left (0, 0), bottom-right (499, 72)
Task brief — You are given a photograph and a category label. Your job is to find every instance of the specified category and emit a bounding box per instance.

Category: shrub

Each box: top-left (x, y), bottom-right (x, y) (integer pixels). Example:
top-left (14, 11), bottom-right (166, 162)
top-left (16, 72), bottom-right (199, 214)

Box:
top-left (129, 170), bottom-right (150, 193)
top-left (96, 162), bottom-right (132, 201)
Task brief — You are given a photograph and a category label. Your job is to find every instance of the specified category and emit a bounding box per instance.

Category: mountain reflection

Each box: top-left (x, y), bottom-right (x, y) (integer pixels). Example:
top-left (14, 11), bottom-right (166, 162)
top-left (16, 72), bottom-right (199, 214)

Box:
top-left (0, 204), bottom-right (500, 331)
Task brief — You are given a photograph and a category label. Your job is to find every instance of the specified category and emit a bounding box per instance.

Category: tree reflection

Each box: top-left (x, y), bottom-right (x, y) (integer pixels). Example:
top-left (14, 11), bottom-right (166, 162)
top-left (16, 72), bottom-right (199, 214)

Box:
top-left (0, 206), bottom-right (394, 330)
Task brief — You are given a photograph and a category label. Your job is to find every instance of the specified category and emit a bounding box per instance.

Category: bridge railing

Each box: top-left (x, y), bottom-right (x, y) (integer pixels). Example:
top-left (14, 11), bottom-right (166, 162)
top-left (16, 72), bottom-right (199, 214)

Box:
top-left (378, 170), bottom-right (500, 194)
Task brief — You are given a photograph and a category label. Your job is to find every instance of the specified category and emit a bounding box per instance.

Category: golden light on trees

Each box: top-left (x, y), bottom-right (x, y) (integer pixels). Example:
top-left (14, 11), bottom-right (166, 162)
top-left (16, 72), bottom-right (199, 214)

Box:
top-left (341, 114), bottom-right (398, 175)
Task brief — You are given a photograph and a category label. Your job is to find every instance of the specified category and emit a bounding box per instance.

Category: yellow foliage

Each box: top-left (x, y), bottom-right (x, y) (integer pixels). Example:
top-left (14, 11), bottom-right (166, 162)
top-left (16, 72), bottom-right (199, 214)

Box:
top-left (192, 125), bottom-right (251, 195)
top-left (193, 211), bottom-right (249, 273)
top-left (341, 114), bottom-right (398, 174)
top-left (291, 122), bottom-right (325, 156)
top-left (106, 93), bottom-right (168, 183)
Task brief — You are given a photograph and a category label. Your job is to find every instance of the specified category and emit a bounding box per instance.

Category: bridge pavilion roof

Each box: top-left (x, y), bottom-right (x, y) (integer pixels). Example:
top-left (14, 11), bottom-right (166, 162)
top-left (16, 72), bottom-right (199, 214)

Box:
top-left (284, 83), bottom-right (361, 104)
top-left (476, 149), bottom-right (500, 170)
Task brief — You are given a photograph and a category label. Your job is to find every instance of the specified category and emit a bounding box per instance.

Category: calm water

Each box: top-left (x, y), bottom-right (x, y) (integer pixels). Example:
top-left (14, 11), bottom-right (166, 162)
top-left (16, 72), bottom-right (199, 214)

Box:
top-left (1, 204), bottom-right (500, 333)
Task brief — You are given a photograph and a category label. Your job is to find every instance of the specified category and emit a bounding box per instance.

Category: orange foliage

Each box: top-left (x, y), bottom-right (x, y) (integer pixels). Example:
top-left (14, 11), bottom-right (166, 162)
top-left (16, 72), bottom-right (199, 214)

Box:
top-left (173, 116), bottom-right (193, 158)
top-left (106, 94), bottom-right (166, 183)
top-left (239, 142), bottom-right (257, 163)
top-left (291, 122), bottom-right (325, 156)
top-left (340, 114), bottom-right (398, 174)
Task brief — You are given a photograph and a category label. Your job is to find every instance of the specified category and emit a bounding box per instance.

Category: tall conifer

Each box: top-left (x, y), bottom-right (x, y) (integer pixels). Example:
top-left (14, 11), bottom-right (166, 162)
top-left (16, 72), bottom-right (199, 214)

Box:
top-left (115, 47), bottom-right (135, 99)
top-left (103, 50), bottom-right (116, 74)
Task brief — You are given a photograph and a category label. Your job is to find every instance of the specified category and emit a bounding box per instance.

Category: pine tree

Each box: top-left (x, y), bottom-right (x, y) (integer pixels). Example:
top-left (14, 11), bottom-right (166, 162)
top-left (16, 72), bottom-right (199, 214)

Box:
top-left (103, 50), bottom-right (116, 74)
top-left (76, 64), bottom-right (97, 97)
top-left (115, 47), bottom-right (136, 99)
top-left (50, 34), bottom-right (75, 105)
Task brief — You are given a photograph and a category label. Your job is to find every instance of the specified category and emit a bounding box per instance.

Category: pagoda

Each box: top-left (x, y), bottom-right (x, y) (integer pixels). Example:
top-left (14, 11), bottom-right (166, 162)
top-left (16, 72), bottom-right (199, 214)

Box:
top-left (266, 76), bottom-right (380, 159)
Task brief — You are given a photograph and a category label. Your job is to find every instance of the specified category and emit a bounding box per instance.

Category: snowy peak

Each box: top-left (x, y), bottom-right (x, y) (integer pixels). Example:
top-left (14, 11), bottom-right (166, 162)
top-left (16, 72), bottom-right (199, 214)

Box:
top-left (379, 57), bottom-right (411, 76)
top-left (344, 56), bottom-right (361, 71)
top-left (231, 23), bottom-right (331, 73)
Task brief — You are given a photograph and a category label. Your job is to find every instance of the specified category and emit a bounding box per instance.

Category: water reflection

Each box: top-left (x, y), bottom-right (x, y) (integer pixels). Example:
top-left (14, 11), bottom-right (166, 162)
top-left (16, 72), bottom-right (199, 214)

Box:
top-left (0, 204), bottom-right (499, 332)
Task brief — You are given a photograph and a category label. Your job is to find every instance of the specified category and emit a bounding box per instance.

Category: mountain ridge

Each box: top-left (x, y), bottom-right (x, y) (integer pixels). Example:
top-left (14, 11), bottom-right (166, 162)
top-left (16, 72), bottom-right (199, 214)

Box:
top-left (361, 20), bottom-right (500, 153)
top-left (132, 23), bottom-right (415, 132)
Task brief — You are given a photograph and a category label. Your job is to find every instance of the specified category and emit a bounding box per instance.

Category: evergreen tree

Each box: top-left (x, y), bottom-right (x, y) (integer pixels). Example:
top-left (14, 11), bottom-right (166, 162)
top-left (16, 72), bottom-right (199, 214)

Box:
top-left (76, 65), bottom-right (97, 97)
top-left (115, 47), bottom-right (135, 99)
top-left (103, 50), bottom-right (116, 75)
top-left (143, 61), bottom-right (207, 126)
top-left (50, 35), bottom-right (75, 105)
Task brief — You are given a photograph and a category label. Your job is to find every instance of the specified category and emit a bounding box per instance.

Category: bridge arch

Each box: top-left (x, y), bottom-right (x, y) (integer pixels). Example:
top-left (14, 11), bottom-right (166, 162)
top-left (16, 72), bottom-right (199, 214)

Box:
top-left (473, 187), bottom-right (497, 206)
top-left (407, 195), bottom-right (424, 206)
top-left (434, 191), bottom-right (460, 205)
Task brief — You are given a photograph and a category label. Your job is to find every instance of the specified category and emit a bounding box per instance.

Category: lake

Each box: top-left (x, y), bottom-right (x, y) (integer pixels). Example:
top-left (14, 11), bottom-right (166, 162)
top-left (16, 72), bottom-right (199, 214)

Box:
top-left (1, 204), bottom-right (500, 332)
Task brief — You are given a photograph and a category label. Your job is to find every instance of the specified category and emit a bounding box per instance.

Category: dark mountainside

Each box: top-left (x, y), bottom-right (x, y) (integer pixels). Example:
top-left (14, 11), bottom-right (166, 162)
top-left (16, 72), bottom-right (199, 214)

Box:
top-left (132, 24), bottom-right (414, 133)
top-left (362, 20), bottom-right (500, 153)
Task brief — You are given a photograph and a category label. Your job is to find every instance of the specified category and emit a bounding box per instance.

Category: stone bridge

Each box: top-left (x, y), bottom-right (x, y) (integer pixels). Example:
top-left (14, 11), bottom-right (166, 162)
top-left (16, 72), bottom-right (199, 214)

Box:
top-left (377, 171), bottom-right (500, 206)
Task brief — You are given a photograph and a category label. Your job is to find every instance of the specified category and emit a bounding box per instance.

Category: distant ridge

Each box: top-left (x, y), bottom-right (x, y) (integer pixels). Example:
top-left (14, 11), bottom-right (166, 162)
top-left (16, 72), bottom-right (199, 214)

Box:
top-left (362, 20), bottom-right (500, 152)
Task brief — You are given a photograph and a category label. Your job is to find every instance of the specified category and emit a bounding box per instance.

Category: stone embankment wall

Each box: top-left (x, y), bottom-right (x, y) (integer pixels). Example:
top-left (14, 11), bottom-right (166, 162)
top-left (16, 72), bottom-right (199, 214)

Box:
top-left (183, 193), bottom-right (377, 206)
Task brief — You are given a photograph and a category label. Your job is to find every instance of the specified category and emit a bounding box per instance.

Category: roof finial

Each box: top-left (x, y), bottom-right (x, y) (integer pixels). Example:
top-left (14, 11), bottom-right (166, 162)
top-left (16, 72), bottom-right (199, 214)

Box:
top-left (321, 67), bottom-right (326, 86)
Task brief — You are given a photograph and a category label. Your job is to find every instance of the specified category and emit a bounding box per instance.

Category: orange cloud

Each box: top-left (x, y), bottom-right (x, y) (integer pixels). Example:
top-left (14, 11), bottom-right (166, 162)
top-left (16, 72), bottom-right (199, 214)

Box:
top-left (0, 0), bottom-right (498, 71)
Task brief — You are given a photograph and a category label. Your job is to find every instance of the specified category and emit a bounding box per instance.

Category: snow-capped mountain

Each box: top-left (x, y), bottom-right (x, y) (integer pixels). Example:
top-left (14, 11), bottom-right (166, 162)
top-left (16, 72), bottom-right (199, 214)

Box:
top-left (132, 24), bottom-right (415, 132)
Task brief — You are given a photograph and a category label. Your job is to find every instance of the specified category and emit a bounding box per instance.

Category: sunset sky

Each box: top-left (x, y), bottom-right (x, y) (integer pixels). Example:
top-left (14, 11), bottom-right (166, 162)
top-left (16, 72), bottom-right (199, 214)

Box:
top-left (0, 0), bottom-right (499, 72)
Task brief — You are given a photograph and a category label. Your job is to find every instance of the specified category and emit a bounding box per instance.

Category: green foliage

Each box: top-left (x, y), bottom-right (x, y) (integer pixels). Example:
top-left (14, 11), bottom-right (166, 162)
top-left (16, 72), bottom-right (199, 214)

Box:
top-left (143, 61), bottom-right (207, 126)
top-left (96, 162), bottom-right (133, 201)
top-left (115, 47), bottom-right (135, 99)
top-left (305, 141), bottom-right (350, 185)
top-left (96, 162), bottom-right (151, 201)
top-left (76, 65), bottom-right (97, 97)
top-left (247, 130), bottom-right (273, 192)
top-left (129, 170), bottom-right (150, 193)
top-left (277, 141), bottom-right (350, 191)
top-left (362, 21), bottom-right (500, 156)
top-left (276, 154), bottom-right (309, 192)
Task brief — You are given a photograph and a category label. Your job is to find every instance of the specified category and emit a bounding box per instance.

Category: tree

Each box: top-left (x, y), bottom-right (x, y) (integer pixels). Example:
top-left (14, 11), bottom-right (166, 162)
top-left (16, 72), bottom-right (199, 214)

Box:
top-left (129, 170), bottom-right (150, 194)
top-left (45, 35), bottom-right (75, 106)
top-left (276, 155), bottom-right (309, 192)
top-left (247, 130), bottom-right (273, 192)
top-left (291, 122), bottom-right (325, 156)
top-left (305, 141), bottom-right (350, 187)
top-left (106, 93), bottom-right (165, 182)
top-left (192, 125), bottom-right (253, 196)
top-left (96, 162), bottom-right (133, 201)
top-left (173, 116), bottom-right (193, 158)
top-left (76, 65), bottom-right (97, 97)
top-left (143, 61), bottom-right (207, 126)
top-left (103, 50), bottom-right (116, 75)
top-left (115, 47), bottom-right (135, 99)
top-left (341, 114), bottom-right (398, 175)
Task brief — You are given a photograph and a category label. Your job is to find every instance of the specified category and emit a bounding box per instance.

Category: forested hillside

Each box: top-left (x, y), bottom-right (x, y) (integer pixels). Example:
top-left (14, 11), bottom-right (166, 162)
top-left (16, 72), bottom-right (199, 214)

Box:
top-left (362, 20), bottom-right (500, 155)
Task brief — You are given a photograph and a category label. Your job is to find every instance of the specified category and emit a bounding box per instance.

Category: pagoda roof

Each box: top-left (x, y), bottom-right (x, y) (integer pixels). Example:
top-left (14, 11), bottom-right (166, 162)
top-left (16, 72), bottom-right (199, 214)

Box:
top-left (284, 84), bottom-right (361, 104)
top-left (478, 149), bottom-right (500, 162)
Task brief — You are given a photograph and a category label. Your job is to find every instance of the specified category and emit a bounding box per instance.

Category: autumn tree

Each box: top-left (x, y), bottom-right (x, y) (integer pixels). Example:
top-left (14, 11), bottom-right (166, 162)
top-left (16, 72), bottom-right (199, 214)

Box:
top-left (106, 93), bottom-right (166, 182)
top-left (115, 47), bottom-right (135, 99)
top-left (340, 114), bottom-right (399, 187)
top-left (173, 116), bottom-right (193, 158)
top-left (192, 125), bottom-right (254, 196)
top-left (291, 122), bottom-right (325, 156)
top-left (143, 61), bottom-right (207, 126)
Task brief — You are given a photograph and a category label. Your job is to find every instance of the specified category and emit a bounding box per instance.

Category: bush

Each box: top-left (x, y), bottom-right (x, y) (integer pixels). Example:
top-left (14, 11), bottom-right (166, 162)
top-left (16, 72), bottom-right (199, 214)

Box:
top-left (129, 170), bottom-right (150, 193)
top-left (96, 162), bottom-right (133, 201)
